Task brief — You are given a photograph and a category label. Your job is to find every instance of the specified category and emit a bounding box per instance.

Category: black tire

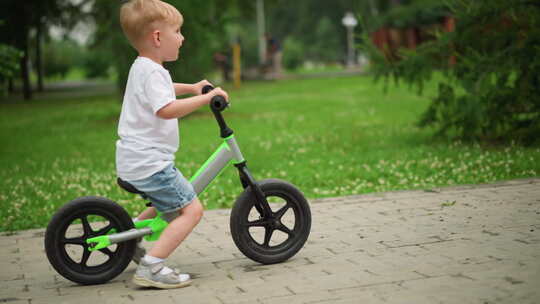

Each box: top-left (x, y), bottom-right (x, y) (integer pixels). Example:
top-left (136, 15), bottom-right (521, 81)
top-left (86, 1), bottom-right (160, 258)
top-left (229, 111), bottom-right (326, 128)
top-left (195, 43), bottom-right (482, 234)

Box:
top-left (230, 179), bottom-right (311, 264)
top-left (44, 196), bottom-right (136, 285)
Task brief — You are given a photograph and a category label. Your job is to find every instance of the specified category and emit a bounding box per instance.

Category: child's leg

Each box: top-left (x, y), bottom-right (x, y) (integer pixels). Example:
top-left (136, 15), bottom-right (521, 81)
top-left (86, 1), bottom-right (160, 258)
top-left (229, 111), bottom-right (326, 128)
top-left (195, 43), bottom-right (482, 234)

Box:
top-left (135, 207), bottom-right (157, 221)
top-left (148, 198), bottom-right (204, 259)
top-left (132, 207), bottom-right (155, 265)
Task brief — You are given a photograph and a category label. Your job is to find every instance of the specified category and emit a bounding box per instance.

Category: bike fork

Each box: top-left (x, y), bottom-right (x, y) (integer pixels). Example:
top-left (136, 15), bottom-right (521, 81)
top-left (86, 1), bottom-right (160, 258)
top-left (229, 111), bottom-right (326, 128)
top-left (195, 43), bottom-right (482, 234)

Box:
top-left (235, 161), bottom-right (273, 218)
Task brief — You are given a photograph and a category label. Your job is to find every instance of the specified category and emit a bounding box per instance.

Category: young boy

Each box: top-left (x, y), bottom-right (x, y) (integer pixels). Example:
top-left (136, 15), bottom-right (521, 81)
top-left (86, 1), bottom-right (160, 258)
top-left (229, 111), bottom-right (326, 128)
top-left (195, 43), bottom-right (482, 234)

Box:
top-left (117, 0), bottom-right (229, 289)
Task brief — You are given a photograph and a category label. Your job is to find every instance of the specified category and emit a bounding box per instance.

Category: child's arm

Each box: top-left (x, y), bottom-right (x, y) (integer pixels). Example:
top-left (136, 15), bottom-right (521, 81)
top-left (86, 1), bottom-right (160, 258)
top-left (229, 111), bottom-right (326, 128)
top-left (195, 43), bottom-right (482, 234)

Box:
top-left (173, 83), bottom-right (196, 95)
top-left (157, 88), bottom-right (229, 119)
top-left (173, 80), bottom-right (212, 96)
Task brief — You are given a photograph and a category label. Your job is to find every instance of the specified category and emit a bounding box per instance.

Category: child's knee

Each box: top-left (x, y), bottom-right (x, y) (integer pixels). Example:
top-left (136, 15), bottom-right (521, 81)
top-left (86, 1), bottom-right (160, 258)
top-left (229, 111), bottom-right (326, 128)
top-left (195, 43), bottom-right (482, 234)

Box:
top-left (193, 200), bottom-right (204, 221)
top-left (184, 198), bottom-right (203, 222)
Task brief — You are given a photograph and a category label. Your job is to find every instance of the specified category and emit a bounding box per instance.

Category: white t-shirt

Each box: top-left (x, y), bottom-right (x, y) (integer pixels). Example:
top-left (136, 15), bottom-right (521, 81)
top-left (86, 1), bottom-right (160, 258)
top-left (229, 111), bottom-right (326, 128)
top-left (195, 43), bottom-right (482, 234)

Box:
top-left (116, 56), bottom-right (179, 181)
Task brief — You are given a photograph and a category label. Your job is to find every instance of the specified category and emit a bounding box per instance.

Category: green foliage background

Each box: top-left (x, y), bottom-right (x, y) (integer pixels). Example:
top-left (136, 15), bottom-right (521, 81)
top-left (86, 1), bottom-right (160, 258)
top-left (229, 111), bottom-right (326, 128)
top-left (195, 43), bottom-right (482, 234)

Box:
top-left (364, 0), bottom-right (540, 145)
top-left (89, 0), bottom-right (253, 89)
top-left (1, 76), bottom-right (539, 232)
top-left (87, 0), bottom-right (364, 88)
top-left (0, 43), bottom-right (21, 94)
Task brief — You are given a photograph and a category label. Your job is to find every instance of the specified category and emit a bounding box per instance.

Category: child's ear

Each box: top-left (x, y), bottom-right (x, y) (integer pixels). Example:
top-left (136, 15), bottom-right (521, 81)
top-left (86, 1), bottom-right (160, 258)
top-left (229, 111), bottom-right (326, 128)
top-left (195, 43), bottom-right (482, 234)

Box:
top-left (152, 30), bottom-right (161, 47)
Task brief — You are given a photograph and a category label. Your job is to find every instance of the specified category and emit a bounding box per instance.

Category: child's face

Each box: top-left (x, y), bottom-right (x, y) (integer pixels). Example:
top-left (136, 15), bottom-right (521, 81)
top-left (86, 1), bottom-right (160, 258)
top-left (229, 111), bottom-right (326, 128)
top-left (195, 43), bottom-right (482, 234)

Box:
top-left (159, 23), bottom-right (184, 62)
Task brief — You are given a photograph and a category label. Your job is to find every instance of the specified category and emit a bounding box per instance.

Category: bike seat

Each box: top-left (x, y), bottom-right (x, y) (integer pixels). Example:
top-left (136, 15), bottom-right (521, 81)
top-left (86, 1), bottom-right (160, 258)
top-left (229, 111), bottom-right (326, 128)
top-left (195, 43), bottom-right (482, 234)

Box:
top-left (117, 178), bottom-right (144, 195)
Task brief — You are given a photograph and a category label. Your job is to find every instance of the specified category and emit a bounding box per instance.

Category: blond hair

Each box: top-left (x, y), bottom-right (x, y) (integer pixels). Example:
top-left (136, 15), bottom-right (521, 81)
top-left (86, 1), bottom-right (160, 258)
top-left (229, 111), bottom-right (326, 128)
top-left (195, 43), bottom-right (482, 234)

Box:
top-left (120, 0), bottom-right (183, 46)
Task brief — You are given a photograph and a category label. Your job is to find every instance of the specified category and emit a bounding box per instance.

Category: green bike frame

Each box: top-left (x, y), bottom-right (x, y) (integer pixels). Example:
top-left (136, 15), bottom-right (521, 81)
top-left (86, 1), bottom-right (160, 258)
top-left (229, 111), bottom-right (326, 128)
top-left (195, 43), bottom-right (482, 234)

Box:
top-left (190, 134), bottom-right (245, 194)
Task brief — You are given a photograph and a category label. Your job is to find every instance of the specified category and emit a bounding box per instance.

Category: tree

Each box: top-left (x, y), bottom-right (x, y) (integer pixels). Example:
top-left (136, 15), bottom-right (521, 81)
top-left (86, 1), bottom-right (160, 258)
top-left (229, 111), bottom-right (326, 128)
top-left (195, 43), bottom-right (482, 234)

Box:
top-left (364, 0), bottom-right (540, 145)
top-left (0, 43), bottom-right (22, 96)
top-left (88, 0), bottom-right (136, 92)
top-left (220, 0), bottom-right (367, 72)
top-left (42, 39), bottom-right (84, 79)
top-left (89, 0), bottom-right (253, 91)
top-left (0, 0), bottom-right (89, 99)
top-left (265, 0), bottom-right (360, 66)
top-left (0, 1), bottom-right (33, 99)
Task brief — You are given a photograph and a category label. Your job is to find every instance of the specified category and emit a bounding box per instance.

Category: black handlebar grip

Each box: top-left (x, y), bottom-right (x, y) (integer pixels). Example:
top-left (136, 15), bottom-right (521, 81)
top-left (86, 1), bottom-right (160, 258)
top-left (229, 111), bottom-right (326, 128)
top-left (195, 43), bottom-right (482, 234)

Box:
top-left (202, 84), bottom-right (228, 111)
top-left (202, 85), bottom-right (214, 94)
top-left (211, 95), bottom-right (228, 111)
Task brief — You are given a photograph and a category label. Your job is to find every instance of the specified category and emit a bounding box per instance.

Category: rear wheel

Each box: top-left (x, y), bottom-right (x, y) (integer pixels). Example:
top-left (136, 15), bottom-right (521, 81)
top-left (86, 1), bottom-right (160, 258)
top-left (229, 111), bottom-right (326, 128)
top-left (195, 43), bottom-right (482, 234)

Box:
top-left (230, 179), bottom-right (311, 264)
top-left (44, 196), bottom-right (136, 285)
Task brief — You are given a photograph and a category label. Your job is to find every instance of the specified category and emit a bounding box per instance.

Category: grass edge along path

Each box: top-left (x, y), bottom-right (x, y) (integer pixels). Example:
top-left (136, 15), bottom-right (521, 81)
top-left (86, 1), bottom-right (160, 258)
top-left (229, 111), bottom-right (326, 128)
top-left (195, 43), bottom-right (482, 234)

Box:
top-left (1, 75), bottom-right (539, 232)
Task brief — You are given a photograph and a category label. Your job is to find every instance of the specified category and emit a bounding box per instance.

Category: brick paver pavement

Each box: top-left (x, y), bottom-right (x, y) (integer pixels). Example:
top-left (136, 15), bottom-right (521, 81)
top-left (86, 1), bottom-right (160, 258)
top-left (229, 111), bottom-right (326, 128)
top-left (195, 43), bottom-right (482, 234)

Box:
top-left (1, 178), bottom-right (539, 304)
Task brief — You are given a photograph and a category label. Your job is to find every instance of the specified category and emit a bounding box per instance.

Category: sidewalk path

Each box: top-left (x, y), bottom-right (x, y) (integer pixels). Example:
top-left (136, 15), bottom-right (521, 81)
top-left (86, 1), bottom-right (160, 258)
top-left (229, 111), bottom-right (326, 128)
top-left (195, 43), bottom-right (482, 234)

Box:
top-left (1, 178), bottom-right (539, 304)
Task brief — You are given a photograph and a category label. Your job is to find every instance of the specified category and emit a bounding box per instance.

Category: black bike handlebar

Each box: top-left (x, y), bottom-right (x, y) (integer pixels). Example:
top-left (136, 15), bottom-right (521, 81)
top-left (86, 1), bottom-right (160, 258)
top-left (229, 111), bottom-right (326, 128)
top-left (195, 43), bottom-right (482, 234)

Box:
top-left (201, 85), bottom-right (233, 138)
top-left (202, 85), bottom-right (229, 112)
top-left (201, 84), bottom-right (213, 94)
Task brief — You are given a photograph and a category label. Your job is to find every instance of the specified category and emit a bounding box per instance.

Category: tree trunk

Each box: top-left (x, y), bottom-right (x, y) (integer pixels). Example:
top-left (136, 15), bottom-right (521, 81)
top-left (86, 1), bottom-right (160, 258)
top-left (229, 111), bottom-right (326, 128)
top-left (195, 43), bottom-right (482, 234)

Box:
top-left (406, 28), bottom-right (418, 49)
top-left (21, 30), bottom-right (32, 100)
top-left (444, 16), bottom-right (456, 66)
top-left (36, 18), bottom-right (44, 92)
top-left (8, 78), bottom-right (14, 93)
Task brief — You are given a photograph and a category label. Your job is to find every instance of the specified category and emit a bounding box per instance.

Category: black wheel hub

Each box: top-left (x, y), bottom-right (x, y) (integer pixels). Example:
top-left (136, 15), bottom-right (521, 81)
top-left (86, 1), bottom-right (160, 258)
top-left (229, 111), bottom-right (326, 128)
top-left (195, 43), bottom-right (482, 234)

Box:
top-left (58, 213), bottom-right (119, 271)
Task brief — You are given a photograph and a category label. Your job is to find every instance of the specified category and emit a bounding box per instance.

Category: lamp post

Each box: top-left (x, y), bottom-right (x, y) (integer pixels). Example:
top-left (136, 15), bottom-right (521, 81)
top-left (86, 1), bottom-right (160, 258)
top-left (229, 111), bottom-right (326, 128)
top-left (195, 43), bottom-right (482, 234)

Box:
top-left (341, 11), bottom-right (358, 68)
top-left (256, 0), bottom-right (266, 65)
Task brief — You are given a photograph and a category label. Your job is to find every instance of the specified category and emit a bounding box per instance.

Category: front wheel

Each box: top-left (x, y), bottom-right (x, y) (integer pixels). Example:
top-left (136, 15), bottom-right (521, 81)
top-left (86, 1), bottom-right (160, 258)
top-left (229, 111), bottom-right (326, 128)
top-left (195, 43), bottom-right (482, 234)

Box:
top-left (230, 179), bottom-right (311, 264)
top-left (44, 196), bottom-right (136, 285)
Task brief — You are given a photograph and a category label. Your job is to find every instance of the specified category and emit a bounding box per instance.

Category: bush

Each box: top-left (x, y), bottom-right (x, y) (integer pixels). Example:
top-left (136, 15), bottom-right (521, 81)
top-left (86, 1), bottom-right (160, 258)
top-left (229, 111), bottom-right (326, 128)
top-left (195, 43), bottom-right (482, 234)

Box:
top-left (365, 0), bottom-right (540, 145)
top-left (82, 48), bottom-right (111, 79)
top-left (377, 0), bottom-right (449, 29)
top-left (282, 37), bottom-right (304, 70)
top-left (0, 44), bottom-right (21, 94)
top-left (43, 39), bottom-right (84, 79)
top-left (310, 17), bottom-right (342, 63)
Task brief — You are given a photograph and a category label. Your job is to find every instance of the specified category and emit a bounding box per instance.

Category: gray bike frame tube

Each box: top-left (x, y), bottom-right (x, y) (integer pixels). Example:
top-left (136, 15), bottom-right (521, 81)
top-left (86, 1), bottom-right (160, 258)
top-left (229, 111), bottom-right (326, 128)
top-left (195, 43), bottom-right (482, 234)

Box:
top-left (108, 227), bottom-right (153, 244)
top-left (226, 136), bottom-right (245, 164)
top-left (191, 136), bottom-right (245, 195)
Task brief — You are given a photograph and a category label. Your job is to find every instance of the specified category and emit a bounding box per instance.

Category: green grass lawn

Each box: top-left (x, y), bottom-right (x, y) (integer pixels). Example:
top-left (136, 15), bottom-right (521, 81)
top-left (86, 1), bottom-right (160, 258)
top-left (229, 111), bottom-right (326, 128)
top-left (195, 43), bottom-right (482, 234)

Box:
top-left (1, 75), bottom-right (539, 232)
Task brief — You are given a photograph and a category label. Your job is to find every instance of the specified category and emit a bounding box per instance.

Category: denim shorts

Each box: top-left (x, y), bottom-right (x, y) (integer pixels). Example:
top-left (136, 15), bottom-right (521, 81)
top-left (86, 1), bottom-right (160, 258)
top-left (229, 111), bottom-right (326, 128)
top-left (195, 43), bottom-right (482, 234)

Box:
top-left (127, 163), bottom-right (197, 213)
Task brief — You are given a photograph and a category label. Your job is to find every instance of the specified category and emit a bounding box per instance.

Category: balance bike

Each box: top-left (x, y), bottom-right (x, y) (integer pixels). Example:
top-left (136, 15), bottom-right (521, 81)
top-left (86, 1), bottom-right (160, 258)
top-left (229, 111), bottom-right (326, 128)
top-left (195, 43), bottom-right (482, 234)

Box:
top-left (44, 86), bottom-right (311, 285)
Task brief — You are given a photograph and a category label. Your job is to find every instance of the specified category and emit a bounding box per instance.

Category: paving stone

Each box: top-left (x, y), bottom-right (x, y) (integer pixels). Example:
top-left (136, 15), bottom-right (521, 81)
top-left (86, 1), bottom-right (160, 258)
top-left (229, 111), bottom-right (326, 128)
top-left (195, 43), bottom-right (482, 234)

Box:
top-left (0, 178), bottom-right (539, 303)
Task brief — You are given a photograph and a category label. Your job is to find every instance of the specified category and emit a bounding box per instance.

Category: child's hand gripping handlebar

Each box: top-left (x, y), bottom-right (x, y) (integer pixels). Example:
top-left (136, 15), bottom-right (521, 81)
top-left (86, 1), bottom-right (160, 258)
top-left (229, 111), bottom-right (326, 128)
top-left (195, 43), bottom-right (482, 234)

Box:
top-left (202, 85), bottom-right (233, 138)
top-left (202, 85), bottom-right (229, 112)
